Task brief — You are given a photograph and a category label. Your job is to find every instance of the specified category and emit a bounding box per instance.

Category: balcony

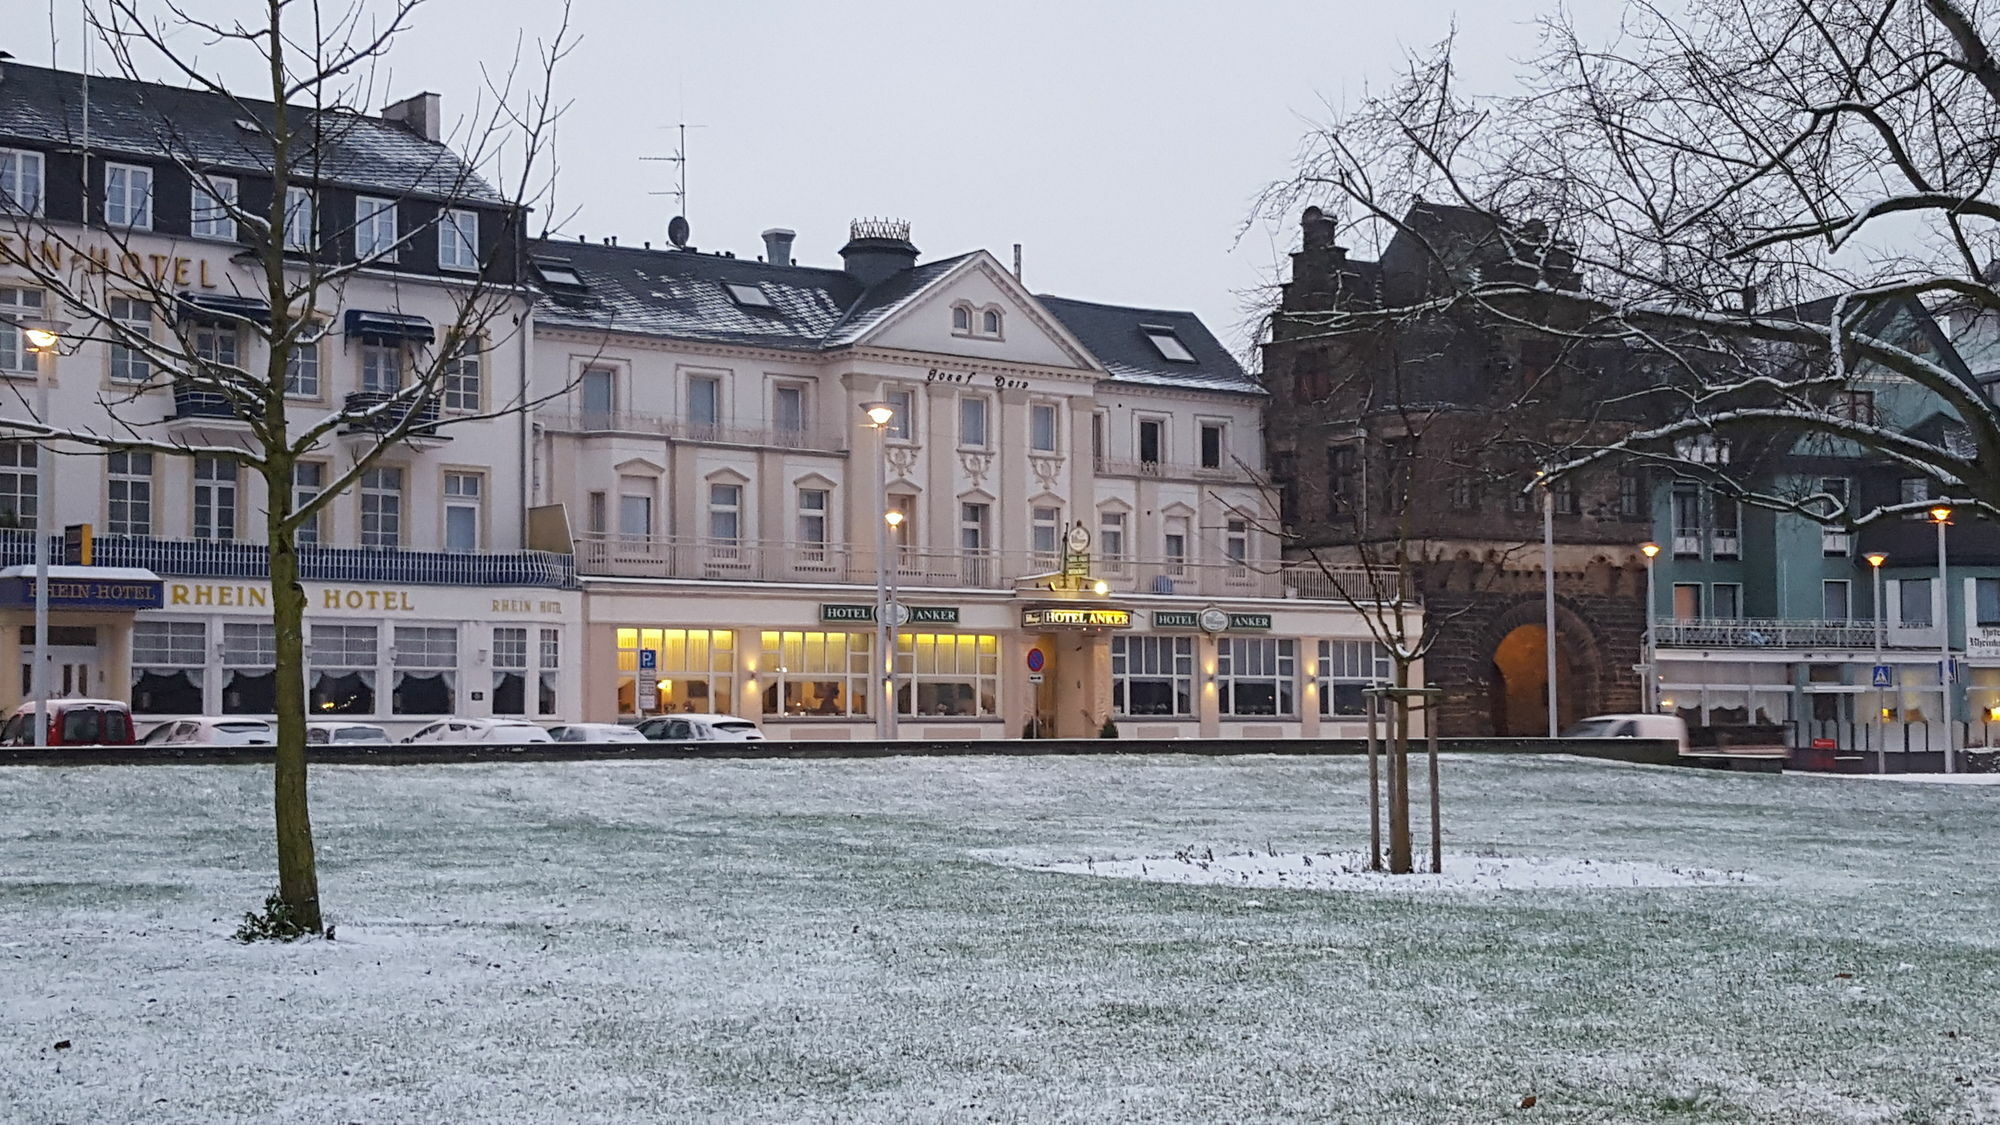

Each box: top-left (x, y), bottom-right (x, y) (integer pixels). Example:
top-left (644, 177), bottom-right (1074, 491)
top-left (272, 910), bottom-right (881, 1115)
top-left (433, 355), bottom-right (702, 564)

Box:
top-left (1093, 456), bottom-right (1256, 485)
top-left (537, 407), bottom-right (844, 453)
top-left (340, 392), bottom-right (446, 443)
top-left (1657, 617), bottom-right (1893, 649)
top-left (575, 533), bottom-right (1379, 601)
top-left (0, 531), bottom-right (575, 589)
top-left (166, 378), bottom-right (255, 437)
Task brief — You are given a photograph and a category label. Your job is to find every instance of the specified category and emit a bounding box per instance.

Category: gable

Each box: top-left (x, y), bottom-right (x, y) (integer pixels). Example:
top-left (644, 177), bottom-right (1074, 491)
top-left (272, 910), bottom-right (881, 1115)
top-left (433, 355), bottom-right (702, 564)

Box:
top-left (846, 255), bottom-right (1099, 372)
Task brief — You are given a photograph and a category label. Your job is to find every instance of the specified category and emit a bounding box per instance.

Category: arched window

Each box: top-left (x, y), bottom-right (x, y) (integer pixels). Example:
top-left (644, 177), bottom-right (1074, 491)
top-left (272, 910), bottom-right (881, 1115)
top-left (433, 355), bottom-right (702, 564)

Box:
top-left (952, 305), bottom-right (971, 333)
top-left (981, 309), bottom-right (1002, 336)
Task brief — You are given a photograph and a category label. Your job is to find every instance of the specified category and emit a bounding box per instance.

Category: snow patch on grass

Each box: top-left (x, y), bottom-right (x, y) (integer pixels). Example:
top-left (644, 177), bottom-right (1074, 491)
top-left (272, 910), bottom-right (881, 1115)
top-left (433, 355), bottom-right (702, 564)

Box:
top-left (1018, 848), bottom-right (1757, 892)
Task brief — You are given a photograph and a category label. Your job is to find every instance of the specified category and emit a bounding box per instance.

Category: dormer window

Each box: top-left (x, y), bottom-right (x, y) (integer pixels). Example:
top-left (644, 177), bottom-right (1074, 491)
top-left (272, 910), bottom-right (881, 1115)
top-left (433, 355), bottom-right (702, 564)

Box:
top-left (1142, 324), bottom-right (1196, 363)
top-left (723, 281), bottom-right (774, 309)
top-left (952, 304), bottom-right (972, 334)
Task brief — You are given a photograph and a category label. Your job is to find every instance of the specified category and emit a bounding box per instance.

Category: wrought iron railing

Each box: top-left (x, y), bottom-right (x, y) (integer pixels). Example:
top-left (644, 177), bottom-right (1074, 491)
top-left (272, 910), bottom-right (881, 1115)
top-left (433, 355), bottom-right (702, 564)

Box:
top-left (1092, 456), bottom-right (1257, 484)
top-left (342, 391), bottom-right (444, 435)
top-left (1657, 617), bottom-right (1899, 649)
top-left (537, 408), bottom-right (845, 452)
top-left (0, 530), bottom-right (575, 589)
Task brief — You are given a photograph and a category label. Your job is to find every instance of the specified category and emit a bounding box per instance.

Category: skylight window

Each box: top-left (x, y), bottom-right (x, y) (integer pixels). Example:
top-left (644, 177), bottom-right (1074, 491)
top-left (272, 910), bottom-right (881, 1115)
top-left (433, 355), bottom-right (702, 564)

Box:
top-left (723, 281), bottom-right (774, 309)
top-left (532, 257), bottom-right (585, 290)
top-left (1142, 324), bottom-right (1196, 363)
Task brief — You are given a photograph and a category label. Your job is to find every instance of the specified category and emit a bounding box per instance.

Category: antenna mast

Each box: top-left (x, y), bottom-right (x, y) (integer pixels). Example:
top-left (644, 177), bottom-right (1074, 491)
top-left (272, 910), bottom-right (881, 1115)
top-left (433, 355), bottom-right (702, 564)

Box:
top-left (641, 120), bottom-right (705, 238)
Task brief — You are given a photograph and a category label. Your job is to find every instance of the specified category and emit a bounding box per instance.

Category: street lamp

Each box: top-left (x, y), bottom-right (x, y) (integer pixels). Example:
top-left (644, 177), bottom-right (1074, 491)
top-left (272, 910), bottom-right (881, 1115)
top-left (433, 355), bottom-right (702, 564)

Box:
top-left (1539, 470), bottom-right (1558, 737)
top-left (884, 508), bottom-right (905, 737)
top-left (20, 321), bottom-right (61, 749)
top-left (1931, 506), bottom-right (1956, 773)
top-left (1866, 551), bottom-right (1888, 772)
top-left (859, 402), bottom-right (898, 739)
top-left (1640, 542), bottom-right (1660, 713)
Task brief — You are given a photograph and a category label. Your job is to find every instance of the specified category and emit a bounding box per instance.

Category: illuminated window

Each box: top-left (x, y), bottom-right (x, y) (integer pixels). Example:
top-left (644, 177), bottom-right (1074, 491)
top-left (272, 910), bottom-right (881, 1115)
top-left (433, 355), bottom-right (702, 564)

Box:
top-left (615, 628), bottom-right (736, 716)
top-left (895, 633), bottom-right (999, 717)
top-left (1218, 637), bottom-right (1297, 717)
top-left (760, 631), bottom-right (872, 718)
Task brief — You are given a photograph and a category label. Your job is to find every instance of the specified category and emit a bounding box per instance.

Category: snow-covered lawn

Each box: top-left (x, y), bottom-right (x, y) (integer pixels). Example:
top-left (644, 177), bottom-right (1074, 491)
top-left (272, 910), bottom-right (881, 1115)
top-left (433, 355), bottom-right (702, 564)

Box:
top-left (2, 754), bottom-right (1996, 1124)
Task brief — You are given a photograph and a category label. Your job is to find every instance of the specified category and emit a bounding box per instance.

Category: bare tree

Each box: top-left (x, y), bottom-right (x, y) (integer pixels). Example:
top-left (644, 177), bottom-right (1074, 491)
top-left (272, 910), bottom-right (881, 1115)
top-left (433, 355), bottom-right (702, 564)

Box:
top-left (0, 0), bottom-right (574, 936)
top-left (1262, 1), bottom-right (2000, 529)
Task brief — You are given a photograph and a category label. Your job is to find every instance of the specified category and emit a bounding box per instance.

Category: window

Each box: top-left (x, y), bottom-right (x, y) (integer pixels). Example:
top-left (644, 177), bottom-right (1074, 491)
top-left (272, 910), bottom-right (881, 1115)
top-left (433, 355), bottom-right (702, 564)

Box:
top-left (443, 347), bottom-right (482, 412)
top-left (1138, 418), bottom-right (1164, 465)
top-left (888, 492), bottom-right (916, 554)
top-left (1672, 583), bottom-right (1702, 620)
top-left (960, 502), bottom-right (990, 552)
top-left (0, 442), bottom-right (35, 527)
top-left (1712, 583), bottom-right (1742, 619)
top-left (1550, 476), bottom-right (1576, 517)
top-left (761, 630), bottom-right (872, 718)
top-left (310, 624), bottom-right (378, 715)
top-left (586, 491), bottom-right (608, 536)
top-left (773, 383), bottom-right (806, 434)
top-left (360, 343), bottom-right (404, 394)
top-left (1979, 578), bottom-right (2000, 627)
top-left (443, 472), bottom-right (482, 552)
top-left (1840, 389), bottom-right (1876, 425)
top-left (1898, 578), bottom-right (1932, 628)
top-left (1672, 486), bottom-right (1702, 557)
top-left (193, 457), bottom-right (238, 541)
top-left (895, 633), bottom-right (1000, 717)
top-left (294, 461), bottom-right (324, 545)
top-left (0, 287), bottom-right (47, 374)
top-left (580, 367), bottom-right (616, 425)
top-left (887, 387), bottom-right (915, 442)
top-left (1226, 518), bottom-right (1250, 574)
top-left (1820, 478), bottom-right (1850, 556)
top-left (392, 626), bottom-right (458, 715)
top-left (283, 186), bottom-right (315, 251)
top-left (722, 281), bottom-right (772, 308)
top-left (360, 466), bottom-right (403, 548)
top-left (220, 622), bottom-right (277, 714)
top-left (131, 621), bottom-right (204, 714)
top-left (1200, 423), bottom-right (1224, 470)
top-left (108, 297), bottom-right (152, 384)
top-left (104, 163), bottom-right (153, 229)
top-left (1900, 477), bottom-right (1931, 516)
top-left (1112, 636), bottom-right (1195, 717)
top-left (1712, 495), bottom-right (1740, 559)
top-left (798, 488), bottom-right (829, 552)
top-left (1030, 402), bottom-right (1060, 453)
top-left (1824, 579), bottom-right (1854, 622)
top-left (1450, 476), bottom-right (1477, 511)
top-left (617, 478), bottom-right (652, 539)
top-left (1091, 411), bottom-right (1106, 466)
top-left (1031, 505), bottom-right (1062, 558)
top-left (959, 395), bottom-right (989, 448)
top-left (615, 627), bottom-right (734, 715)
top-left (439, 208), bottom-right (480, 270)
top-left (1217, 637), bottom-right (1297, 717)
top-left (708, 482), bottom-right (743, 547)
top-left (981, 308), bottom-right (1002, 336)
top-left (533, 257), bottom-right (585, 290)
top-left (1318, 640), bottom-right (1393, 717)
top-left (1099, 510), bottom-right (1127, 563)
top-left (354, 196), bottom-right (398, 259)
top-left (1327, 445), bottom-right (1357, 516)
top-left (0, 148), bottom-right (44, 214)
top-left (285, 338), bottom-right (320, 397)
top-left (492, 627), bottom-right (528, 716)
top-left (192, 323), bottom-right (240, 372)
top-left (190, 175), bottom-right (237, 240)
top-left (1142, 324), bottom-right (1197, 363)
top-left (1618, 471), bottom-right (1643, 518)
top-left (106, 451), bottom-right (153, 536)
top-left (1164, 514), bottom-right (1190, 575)
top-left (687, 374), bottom-right (721, 429)
top-left (538, 628), bottom-right (562, 714)
top-left (952, 305), bottom-right (972, 334)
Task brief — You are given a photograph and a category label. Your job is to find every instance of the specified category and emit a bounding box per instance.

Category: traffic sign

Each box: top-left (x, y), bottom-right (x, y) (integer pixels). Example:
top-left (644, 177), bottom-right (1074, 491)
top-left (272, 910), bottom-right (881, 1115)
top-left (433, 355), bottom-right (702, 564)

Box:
top-left (1027, 672), bottom-right (1045, 684)
top-left (1026, 647), bottom-right (1045, 672)
top-left (638, 648), bottom-right (658, 671)
top-left (1871, 664), bottom-right (1894, 689)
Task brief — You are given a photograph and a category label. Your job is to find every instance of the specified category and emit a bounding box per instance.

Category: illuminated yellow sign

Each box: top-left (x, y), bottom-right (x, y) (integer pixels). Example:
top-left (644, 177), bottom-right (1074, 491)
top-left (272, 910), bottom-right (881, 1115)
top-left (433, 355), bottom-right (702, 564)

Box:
top-left (1021, 607), bottom-right (1132, 629)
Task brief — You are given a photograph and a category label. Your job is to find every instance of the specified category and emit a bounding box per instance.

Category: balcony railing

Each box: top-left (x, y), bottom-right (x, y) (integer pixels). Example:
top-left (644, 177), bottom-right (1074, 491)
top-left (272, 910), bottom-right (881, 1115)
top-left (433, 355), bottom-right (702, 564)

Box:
top-left (1093, 456), bottom-right (1256, 484)
top-left (575, 533), bottom-right (1381, 601)
top-left (537, 408), bottom-right (845, 452)
top-left (1657, 617), bottom-right (1893, 649)
top-left (172, 379), bottom-right (239, 420)
top-left (342, 391), bottom-right (444, 436)
top-left (0, 531), bottom-right (575, 589)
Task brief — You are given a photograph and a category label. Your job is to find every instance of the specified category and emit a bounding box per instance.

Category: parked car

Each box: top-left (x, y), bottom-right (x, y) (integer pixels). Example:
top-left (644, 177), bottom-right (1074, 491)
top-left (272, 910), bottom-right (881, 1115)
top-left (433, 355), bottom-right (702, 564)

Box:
top-left (1561, 714), bottom-right (1689, 755)
top-left (145, 716), bottom-right (277, 747)
top-left (305, 721), bottom-right (393, 746)
top-left (0, 699), bottom-right (137, 747)
top-left (633, 713), bottom-right (766, 742)
top-left (547, 722), bottom-right (652, 744)
top-left (403, 718), bottom-right (554, 744)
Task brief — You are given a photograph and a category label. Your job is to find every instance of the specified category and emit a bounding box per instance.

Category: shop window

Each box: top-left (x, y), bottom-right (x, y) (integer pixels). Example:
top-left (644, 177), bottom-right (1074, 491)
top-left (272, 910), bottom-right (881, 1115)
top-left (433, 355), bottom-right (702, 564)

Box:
top-left (132, 620), bottom-right (205, 714)
top-left (1218, 637), bottom-right (1297, 717)
top-left (310, 624), bottom-right (377, 715)
top-left (1112, 635), bottom-right (1194, 717)
top-left (1318, 640), bottom-right (1392, 717)
top-left (492, 626), bottom-right (528, 716)
top-left (615, 627), bottom-right (735, 716)
top-left (392, 626), bottom-right (458, 715)
top-left (761, 630), bottom-right (872, 717)
top-left (895, 633), bottom-right (999, 717)
top-left (538, 628), bottom-right (561, 715)
top-left (221, 622), bottom-right (277, 714)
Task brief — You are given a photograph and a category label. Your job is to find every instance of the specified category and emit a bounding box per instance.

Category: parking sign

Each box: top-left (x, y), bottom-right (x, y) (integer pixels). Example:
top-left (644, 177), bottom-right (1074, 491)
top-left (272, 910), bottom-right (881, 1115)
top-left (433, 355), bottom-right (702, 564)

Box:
top-left (639, 649), bottom-right (658, 671)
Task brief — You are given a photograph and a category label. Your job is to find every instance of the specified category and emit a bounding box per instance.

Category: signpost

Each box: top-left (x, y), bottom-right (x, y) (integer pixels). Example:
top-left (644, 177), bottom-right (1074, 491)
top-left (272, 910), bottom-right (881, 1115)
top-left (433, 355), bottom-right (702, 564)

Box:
top-left (637, 649), bottom-right (658, 712)
top-left (1026, 648), bottom-right (1045, 672)
top-left (1871, 664), bottom-right (1894, 689)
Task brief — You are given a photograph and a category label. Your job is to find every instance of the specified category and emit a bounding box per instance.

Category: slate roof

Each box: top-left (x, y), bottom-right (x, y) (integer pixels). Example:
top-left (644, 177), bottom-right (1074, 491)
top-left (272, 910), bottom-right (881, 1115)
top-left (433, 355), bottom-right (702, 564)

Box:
top-left (0, 62), bottom-right (501, 203)
top-left (820, 253), bottom-right (977, 347)
top-left (1036, 296), bottom-right (1262, 396)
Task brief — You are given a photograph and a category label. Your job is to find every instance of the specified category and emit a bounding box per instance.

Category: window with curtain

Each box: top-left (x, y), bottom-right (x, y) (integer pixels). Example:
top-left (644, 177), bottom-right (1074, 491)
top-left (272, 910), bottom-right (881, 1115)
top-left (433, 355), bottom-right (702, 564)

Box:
top-left (1218, 637), bottom-right (1297, 717)
top-left (761, 630), bottom-right (872, 717)
top-left (221, 622), bottom-right (277, 714)
top-left (895, 633), bottom-right (999, 717)
top-left (1111, 635), bottom-right (1193, 717)
top-left (309, 624), bottom-right (377, 715)
top-left (132, 620), bottom-right (205, 714)
top-left (392, 626), bottom-right (458, 715)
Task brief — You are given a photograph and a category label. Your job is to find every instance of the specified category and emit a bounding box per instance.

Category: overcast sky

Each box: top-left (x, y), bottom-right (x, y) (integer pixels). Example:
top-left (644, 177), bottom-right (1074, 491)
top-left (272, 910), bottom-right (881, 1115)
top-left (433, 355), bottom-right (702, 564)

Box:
top-left (41, 1), bottom-right (1607, 362)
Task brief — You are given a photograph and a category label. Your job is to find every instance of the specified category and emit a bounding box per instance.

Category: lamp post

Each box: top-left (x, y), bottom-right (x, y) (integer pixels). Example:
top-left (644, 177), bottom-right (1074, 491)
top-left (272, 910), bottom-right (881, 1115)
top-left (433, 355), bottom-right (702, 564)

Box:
top-left (1541, 472), bottom-right (1559, 737)
top-left (884, 508), bottom-right (905, 738)
top-left (22, 323), bottom-right (60, 749)
top-left (860, 402), bottom-right (897, 739)
top-left (1932, 506), bottom-right (1955, 773)
top-left (1640, 542), bottom-right (1660, 714)
top-left (1866, 551), bottom-right (1888, 773)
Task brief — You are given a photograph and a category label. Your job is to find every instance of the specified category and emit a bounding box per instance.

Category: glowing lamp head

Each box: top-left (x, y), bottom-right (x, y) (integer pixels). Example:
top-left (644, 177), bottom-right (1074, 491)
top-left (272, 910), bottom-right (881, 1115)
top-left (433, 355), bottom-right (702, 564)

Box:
top-left (1640, 542), bottom-right (1660, 559)
top-left (22, 326), bottom-right (58, 351)
top-left (861, 402), bottom-right (896, 428)
top-left (884, 510), bottom-right (905, 528)
top-left (1931, 505), bottom-right (1954, 524)
top-left (1865, 552), bottom-right (1887, 569)
top-left (1092, 579), bottom-right (1110, 596)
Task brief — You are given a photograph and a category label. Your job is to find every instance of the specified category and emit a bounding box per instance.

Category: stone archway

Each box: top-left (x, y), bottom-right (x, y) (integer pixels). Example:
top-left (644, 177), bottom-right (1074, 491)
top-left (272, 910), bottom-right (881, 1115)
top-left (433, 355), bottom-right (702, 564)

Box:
top-left (1477, 598), bottom-right (1606, 736)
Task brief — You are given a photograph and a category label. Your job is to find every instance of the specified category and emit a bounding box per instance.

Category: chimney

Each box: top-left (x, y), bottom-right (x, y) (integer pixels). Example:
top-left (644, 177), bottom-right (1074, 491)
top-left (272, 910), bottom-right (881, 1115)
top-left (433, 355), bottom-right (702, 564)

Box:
top-left (1012, 243), bottom-right (1023, 282)
top-left (839, 218), bottom-right (918, 287)
top-left (381, 92), bottom-right (442, 142)
top-left (1301, 206), bottom-right (1339, 252)
top-left (761, 228), bottom-right (796, 268)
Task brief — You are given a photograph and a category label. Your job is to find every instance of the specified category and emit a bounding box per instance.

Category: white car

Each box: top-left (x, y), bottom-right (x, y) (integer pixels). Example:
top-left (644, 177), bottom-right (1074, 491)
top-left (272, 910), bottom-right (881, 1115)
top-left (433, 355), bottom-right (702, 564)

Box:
top-left (145, 716), bottom-right (276, 747)
top-left (403, 718), bottom-right (554, 744)
top-left (547, 722), bottom-right (651, 744)
top-left (305, 721), bottom-right (393, 746)
top-left (633, 713), bottom-right (766, 742)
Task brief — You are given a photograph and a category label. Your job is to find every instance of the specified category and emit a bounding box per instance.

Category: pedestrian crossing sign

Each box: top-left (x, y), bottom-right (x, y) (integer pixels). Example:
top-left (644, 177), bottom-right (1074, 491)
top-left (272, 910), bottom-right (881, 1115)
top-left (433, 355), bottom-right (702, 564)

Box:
top-left (1871, 664), bottom-right (1894, 689)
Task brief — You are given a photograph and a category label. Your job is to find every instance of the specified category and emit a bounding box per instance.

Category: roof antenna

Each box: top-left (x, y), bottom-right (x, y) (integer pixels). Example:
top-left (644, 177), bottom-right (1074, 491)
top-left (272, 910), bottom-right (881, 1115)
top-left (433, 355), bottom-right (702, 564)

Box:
top-left (642, 119), bottom-right (706, 250)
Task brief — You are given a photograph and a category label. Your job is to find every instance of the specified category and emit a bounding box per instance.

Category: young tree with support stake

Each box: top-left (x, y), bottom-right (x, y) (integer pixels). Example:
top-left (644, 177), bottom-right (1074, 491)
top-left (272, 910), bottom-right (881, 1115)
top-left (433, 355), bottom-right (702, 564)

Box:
top-left (0, 0), bottom-right (574, 936)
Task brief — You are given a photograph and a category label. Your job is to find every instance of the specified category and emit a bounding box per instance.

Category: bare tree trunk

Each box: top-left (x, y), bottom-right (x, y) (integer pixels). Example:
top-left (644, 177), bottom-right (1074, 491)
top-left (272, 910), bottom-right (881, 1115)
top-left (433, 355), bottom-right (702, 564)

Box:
top-left (1388, 673), bottom-right (1413, 873)
top-left (266, 459), bottom-right (321, 934)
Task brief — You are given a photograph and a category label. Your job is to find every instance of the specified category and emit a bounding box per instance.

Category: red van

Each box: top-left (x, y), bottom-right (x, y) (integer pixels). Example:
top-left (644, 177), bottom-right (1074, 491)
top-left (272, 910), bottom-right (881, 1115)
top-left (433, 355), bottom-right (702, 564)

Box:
top-left (0, 700), bottom-right (138, 747)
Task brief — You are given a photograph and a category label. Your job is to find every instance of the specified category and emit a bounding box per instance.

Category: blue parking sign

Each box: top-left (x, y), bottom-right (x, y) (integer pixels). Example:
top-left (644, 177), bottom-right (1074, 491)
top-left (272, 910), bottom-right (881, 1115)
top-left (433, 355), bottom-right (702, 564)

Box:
top-left (1871, 664), bottom-right (1893, 689)
top-left (639, 648), bottom-right (658, 671)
